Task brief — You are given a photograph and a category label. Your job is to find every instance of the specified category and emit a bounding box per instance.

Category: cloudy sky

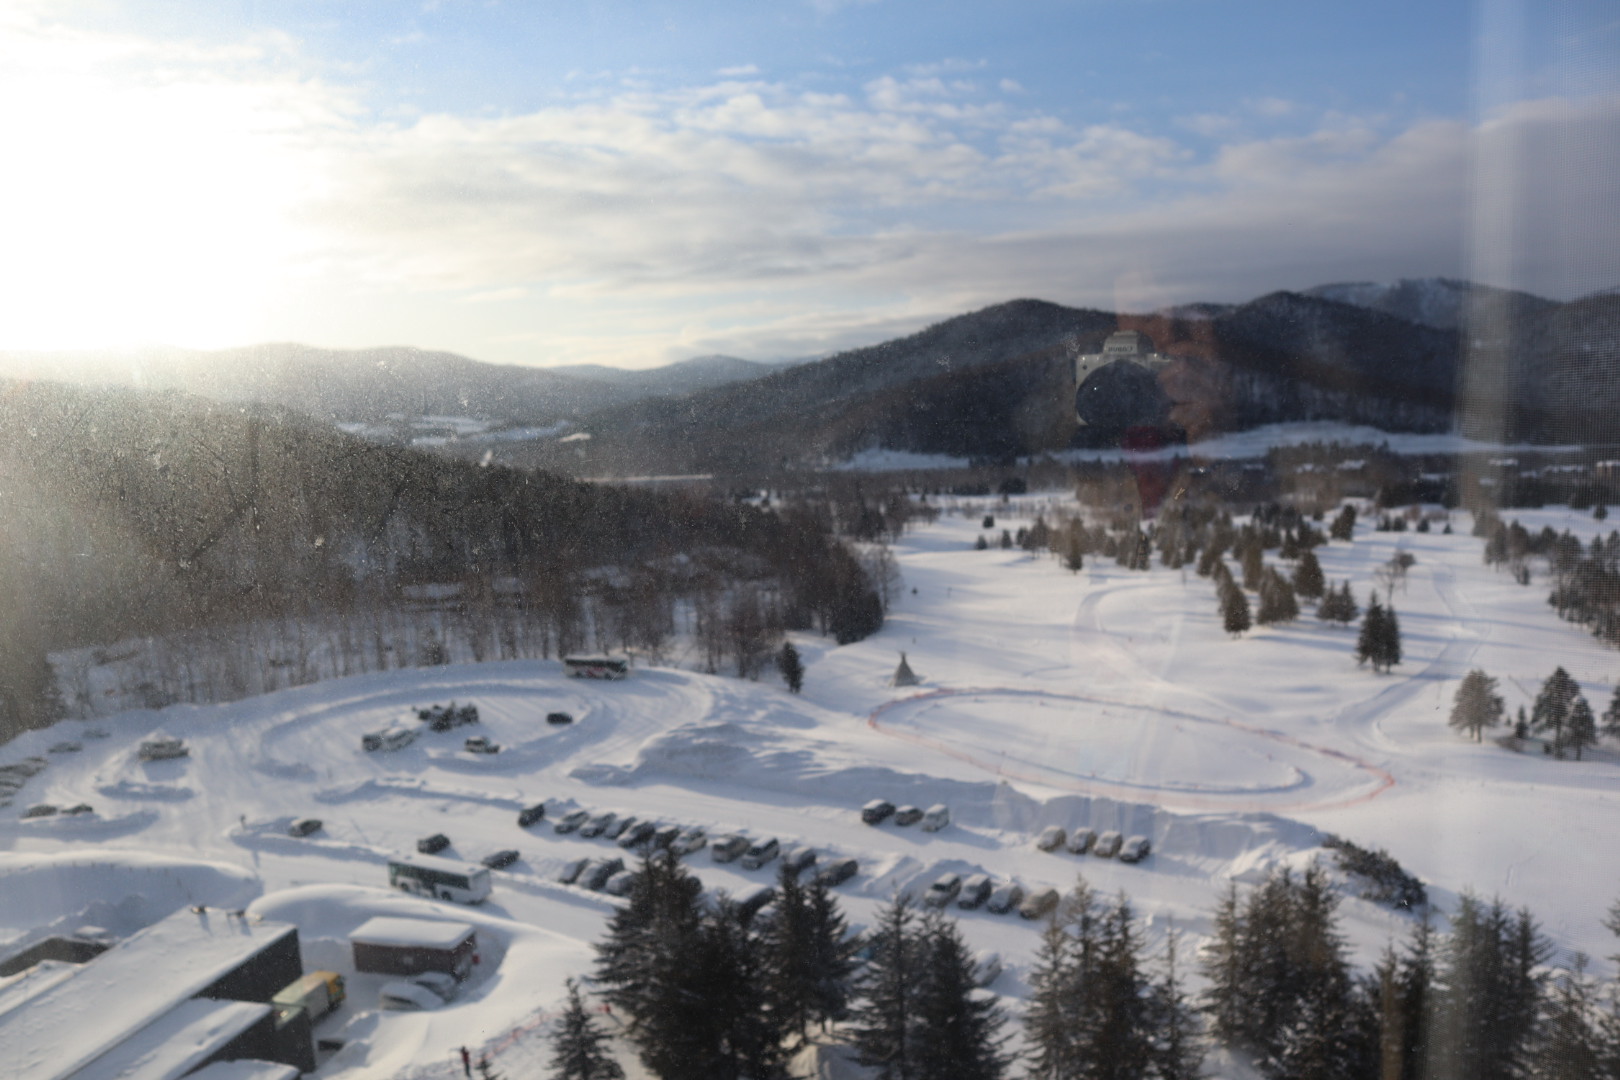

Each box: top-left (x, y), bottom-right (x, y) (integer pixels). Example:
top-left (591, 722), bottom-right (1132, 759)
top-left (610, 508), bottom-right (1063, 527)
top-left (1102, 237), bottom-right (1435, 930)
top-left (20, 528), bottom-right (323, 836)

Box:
top-left (2, 0), bottom-right (1616, 368)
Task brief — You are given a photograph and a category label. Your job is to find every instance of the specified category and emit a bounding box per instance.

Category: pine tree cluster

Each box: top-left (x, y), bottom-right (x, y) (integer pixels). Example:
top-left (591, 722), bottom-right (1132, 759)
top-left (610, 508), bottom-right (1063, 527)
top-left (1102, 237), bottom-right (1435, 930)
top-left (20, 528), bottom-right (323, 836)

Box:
top-left (1356, 593), bottom-right (1402, 672)
top-left (1530, 666), bottom-right (1603, 759)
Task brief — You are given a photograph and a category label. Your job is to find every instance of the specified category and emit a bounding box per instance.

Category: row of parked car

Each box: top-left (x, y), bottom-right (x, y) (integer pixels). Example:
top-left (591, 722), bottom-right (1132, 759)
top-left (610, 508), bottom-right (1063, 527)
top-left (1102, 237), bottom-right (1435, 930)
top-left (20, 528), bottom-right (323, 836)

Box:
top-left (861, 799), bottom-right (950, 831)
top-left (1034, 825), bottom-right (1152, 863)
top-left (918, 871), bottom-right (1070, 921)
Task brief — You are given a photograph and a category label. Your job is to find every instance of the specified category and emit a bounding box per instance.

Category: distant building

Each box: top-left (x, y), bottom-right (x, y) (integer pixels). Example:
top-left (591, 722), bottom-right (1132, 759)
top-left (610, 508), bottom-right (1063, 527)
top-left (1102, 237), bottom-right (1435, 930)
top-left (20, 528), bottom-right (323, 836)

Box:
top-left (349, 916), bottom-right (478, 979)
top-left (0, 907), bottom-right (315, 1080)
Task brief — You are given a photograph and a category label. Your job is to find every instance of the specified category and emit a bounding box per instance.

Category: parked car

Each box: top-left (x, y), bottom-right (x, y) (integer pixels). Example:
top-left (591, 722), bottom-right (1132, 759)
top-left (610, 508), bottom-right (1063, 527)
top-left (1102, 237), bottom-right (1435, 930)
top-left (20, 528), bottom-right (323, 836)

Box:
top-left (22, 804), bottom-right (57, 818)
top-left (1065, 827), bottom-right (1097, 855)
top-left (735, 884), bottom-right (777, 922)
top-left (138, 736), bottom-right (190, 760)
top-left (419, 702), bottom-right (479, 731)
top-left (287, 818), bottom-right (323, 837)
top-left (463, 735), bottom-right (500, 754)
top-left (617, 820), bottom-right (658, 850)
top-left (711, 833), bottom-right (750, 863)
top-left (603, 815), bottom-right (635, 840)
top-left (972, 950), bottom-right (1003, 987)
top-left (482, 849), bottom-right (521, 869)
top-left (603, 870), bottom-right (638, 896)
top-left (1118, 835), bottom-right (1152, 863)
top-left (652, 824), bottom-right (682, 850)
top-left (546, 711), bottom-right (574, 726)
top-left (416, 833), bottom-right (451, 855)
top-left (815, 858), bottom-right (859, 888)
top-left (892, 805), bottom-right (923, 826)
top-left (782, 846), bottom-right (817, 876)
top-left (671, 827), bottom-right (708, 855)
top-left (1035, 825), bottom-right (1067, 851)
top-left (361, 727), bottom-right (417, 753)
top-left (517, 802), bottom-right (547, 827)
top-left (1092, 830), bottom-right (1123, 858)
top-left (924, 873), bottom-right (963, 908)
top-left (581, 857), bottom-right (625, 890)
top-left (920, 804), bottom-right (951, 832)
top-left (557, 857), bottom-right (589, 884)
top-left (861, 799), bottom-right (896, 825)
top-left (1020, 887), bottom-right (1060, 920)
top-left (580, 811), bottom-right (618, 838)
top-left (60, 803), bottom-right (94, 815)
top-left (411, 971), bottom-right (459, 1003)
top-left (379, 980), bottom-right (447, 1011)
top-left (48, 741), bottom-right (82, 754)
top-left (554, 808), bottom-right (591, 834)
top-left (740, 837), bottom-right (781, 870)
top-left (985, 882), bottom-right (1024, 915)
top-left (956, 874), bottom-right (993, 910)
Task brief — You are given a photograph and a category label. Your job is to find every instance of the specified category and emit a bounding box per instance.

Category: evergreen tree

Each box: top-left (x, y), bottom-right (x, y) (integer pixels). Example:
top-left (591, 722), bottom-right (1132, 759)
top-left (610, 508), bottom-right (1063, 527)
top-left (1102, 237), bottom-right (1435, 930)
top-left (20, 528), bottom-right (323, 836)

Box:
top-left (1602, 685), bottom-right (1620, 741)
top-left (696, 901), bottom-right (790, 1080)
top-left (1000, 529), bottom-right (1013, 549)
top-left (1148, 929), bottom-right (1205, 1080)
top-left (1358, 594), bottom-right (1387, 669)
top-left (1450, 669), bottom-right (1504, 742)
top-left (549, 979), bottom-right (625, 1080)
top-left (1531, 668), bottom-right (1582, 750)
top-left (1201, 883), bottom-right (1248, 1049)
top-left (1025, 920), bottom-right (1080, 1080)
top-left (911, 912), bottom-right (1008, 1080)
top-left (776, 642), bottom-right (804, 694)
top-left (1262, 867), bottom-right (1374, 1080)
top-left (802, 876), bottom-right (859, 1032)
top-left (1242, 539), bottom-right (1265, 592)
top-left (1064, 529), bottom-right (1085, 573)
top-left (1434, 894), bottom-right (1549, 1080)
top-left (975, 534), bottom-right (989, 551)
top-left (1375, 918), bottom-right (1436, 1080)
top-left (1222, 580), bottom-right (1251, 638)
top-left (1089, 894), bottom-right (1156, 1080)
top-left (593, 851), bottom-right (705, 1023)
top-left (1563, 695), bottom-right (1598, 760)
top-left (1256, 568), bottom-right (1299, 625)
top-left (1534, 958), bottom-right (1604, 1080)
top-left (1382, 604), bottom-right (1403, 671)
top-left (1330, 505), bottom-right (1357, 541)
top-left (1293, 548), bottom-right (1326, 601)
top-left (762, 865), bottom-right (858, 1048)
top-left (851, 895), bottom-right (920, 1080)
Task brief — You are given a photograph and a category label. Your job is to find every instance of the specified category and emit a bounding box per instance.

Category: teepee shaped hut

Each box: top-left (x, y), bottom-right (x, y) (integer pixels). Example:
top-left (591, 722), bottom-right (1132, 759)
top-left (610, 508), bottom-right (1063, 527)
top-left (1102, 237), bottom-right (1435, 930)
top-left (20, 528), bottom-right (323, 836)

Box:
top-left (889, 652), bottom-right (920, 688)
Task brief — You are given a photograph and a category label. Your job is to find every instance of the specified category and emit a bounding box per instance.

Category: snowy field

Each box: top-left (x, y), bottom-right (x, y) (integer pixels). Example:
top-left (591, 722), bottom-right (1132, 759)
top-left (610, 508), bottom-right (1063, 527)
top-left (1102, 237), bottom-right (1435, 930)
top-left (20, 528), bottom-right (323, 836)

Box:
top-left (4, 498), bottom-right (1620, 1078)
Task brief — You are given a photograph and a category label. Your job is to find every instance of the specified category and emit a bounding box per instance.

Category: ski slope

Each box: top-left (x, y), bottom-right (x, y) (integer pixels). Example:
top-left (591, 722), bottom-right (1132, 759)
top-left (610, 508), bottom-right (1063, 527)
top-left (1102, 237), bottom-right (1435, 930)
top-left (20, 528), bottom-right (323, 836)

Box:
top-left (3, 500), bottom-right (1619, 1079)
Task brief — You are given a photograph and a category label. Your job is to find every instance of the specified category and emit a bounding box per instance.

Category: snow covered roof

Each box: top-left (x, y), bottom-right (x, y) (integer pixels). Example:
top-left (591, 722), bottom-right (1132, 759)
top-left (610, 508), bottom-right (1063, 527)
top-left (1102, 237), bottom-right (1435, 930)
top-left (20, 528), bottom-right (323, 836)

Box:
top-left (0, 908), bottom-right (297, 1080)
top-left (0, 959), bottom-right (78, 1020)
top-left (73, 999), bottom-right (271, 1080)
top-left (349, 916), bottom-right (476, 950)
top-left (187, 1060), bottom-right (301, 1080)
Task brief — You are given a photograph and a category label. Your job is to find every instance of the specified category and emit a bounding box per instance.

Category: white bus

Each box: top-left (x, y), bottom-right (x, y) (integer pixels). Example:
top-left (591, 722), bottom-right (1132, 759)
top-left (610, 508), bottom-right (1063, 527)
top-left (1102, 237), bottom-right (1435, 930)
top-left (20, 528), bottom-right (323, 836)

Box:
top-left (563, 655), bottom-right (629, 680)
top-left (386, 854), bottom-right (492, 904)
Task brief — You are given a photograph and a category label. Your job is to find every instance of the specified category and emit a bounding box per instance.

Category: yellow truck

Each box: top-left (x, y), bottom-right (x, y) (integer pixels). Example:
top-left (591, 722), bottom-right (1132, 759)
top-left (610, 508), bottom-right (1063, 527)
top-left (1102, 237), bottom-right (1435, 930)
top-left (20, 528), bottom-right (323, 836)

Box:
top-left (272, 971), bottom-right (346, 1022)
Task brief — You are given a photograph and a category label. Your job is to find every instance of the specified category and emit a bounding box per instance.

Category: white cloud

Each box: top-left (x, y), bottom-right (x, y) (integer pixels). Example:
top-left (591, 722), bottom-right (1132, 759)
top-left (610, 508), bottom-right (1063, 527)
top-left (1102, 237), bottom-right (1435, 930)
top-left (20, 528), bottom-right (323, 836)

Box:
top-left (717, 64), bottom-right (760, 77)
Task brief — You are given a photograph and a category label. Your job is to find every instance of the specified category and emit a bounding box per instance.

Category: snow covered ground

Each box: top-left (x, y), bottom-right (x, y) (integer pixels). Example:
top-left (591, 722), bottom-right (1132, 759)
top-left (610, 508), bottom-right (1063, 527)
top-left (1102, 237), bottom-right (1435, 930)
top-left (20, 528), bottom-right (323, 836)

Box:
top-left (3, 498), bottom-right (1619, 1078)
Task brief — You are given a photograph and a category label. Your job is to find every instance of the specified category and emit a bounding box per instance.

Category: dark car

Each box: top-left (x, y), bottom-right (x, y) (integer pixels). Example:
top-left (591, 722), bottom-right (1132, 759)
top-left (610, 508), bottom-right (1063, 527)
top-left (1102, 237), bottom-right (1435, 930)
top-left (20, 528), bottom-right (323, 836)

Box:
top-left (60, 803), bottom-right (95, 816)
top-left (288, 818), bottom-right (323, 837)
top-left (652, 824), bottom-right (682, 850)
top-left (815, 858), bottom-right (859, 887)
top-left (557, 857), bottom-right (589, 884)
top-left (956, 873), bottom-right (993, 910)
top-left (482, 848), bottom-right (521, 869)
top-left (582, 857), bottom-right (625, 890)
top-left (517, 802), bottom-right (547, 827)
top-left (617, 820), bottom-right (658, 849)
top-left (22, 804), bottom-right (57, 819)
top-left (580, 811), bottom-right (618, 838)
top-left (861, 799), bottom-right (895, 825)
top-left (417, 833), bottom-right (451, 855)
top-left (782, 846), bottom-right (817, 876)
top-left (554, 809), bottom-right (591, 834)
top-left (546, 711), bottom-right (574, 726)
top-left (892, 805), bottom-right (923, 826)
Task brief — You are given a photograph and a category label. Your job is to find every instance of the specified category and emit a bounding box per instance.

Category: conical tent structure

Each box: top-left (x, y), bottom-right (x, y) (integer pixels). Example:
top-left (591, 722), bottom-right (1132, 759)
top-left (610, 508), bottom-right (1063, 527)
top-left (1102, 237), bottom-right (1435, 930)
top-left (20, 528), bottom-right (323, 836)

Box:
top-left (890, 652), bottom-right (920, 688)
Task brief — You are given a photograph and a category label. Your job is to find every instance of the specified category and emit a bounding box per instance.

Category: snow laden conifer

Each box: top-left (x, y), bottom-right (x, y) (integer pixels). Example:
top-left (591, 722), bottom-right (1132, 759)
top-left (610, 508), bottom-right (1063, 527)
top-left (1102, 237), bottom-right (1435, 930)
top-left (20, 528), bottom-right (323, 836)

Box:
top-left (1433, 893), bottom-right (1550, 1080)
top-left (761, 864), bottom-right (858, 1048)
top-left (1220, 575), bottom-right (1251, 638)
top-left (1357, 594), bottom-right (1401, 672)
top-left (1533, 957), bottom-right (1605, 1080)
top-left (850, 895), bottom-right (920, 1079)
top-left (1531, 667), bottom-right (1583, 753)
top-left (1449, 669), bottom-right (1504, 742)
top-left (1292, 547), bottom-right (1325, 600)
top-left (1256, 567), bottom-right (1299, 625)
top-left (548, 979), bottom-right (624, 1080)
top-left (1372, 917), bottom-right (1436, 1080)
top-left (910, 911), bottom-right (1008, 1080)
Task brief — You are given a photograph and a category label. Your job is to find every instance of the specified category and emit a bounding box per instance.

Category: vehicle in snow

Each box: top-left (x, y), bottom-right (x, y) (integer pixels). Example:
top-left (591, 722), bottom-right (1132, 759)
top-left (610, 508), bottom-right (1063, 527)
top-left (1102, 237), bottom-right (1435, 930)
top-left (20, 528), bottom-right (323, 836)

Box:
top-left (463, 735), bottom-right (500, 754)
top-left (273, 971), bottom-right (346, 1022)
top-left (985, 882), bottom-right (1023, 915)
top-left (1035, 826), bottom-right (1066, 851)
top-left (22, 804), bottom-right (57, 818)
top-left (1020, 887), bottom-right (1060, 920)
top-left (563, 655), bottom-right (629, 680)
top-left (416, 833), bottom-right (451, 855)
top-left (387, 854), bottom-right (492, 904)
top-left (671, 827), bottom-right (708, 855)
top-left (1065, 827), bottom-right (1097, 855)
top-left (557, 857), bottom-right (589, 884)
top-left (892, 805), bottom-right (923, 827)
top-left (287, 818), bottom-right (323, 837)
top-left (1092, 830), bottom-right (1123, 858)
top-left (61, 803), bottom-right (94, 815)
top-left (603, 870), bottom-right (638, 896)
top-left (1118, 835), bottom-right (1152, 862)
top-left (546, 711), bottom-right (574, 725)
top-left (554, 808), bottom-right (591, 834)
top-left (972, 950), bottom-right (1003, 988)
top-left (517, 802), bottom-right (547, 827)
top-left (711, 834), bottom-right (750, 863)
top-left (735, 884), bottom-right (777, 922)
top-left (361, 727), bottom-right (417, 753)
top-left (861, 799), bottom-right (895, 825)
top-left (482, 848), bottom-right (520, 870)
top-left (138, 736), bottom-right (189, 760)
top-left (740, 837), bottom-right (780, 870)
top-left (412, 971), bottom-right (459, 1002)
top-left (652, 824), bottom-right (682, 850)
top-left (604, 814), bottom-right (636, 839)
top-left (48, 741), bottom-right (82, 754)
top-left (956, 874), bottom-right (993, 910)
top-left (580, 811), bottom-right (618, 838)
top-left (581, 857), bottom-right (625, 890)
top-left (781, 846), bottom-right (817, 876)
top-left (418, 702), bottom-right (479, 731)
top-left (815, 858), bottom-right (859, 887)
top-left (379, 978), bottom-right (449, 1011)
top-left (617, 820), bottom-right (658, 850)
top-left (920, 804), bottom-right (951, 832)
top-left (924, 873), bottom-right (963, 908)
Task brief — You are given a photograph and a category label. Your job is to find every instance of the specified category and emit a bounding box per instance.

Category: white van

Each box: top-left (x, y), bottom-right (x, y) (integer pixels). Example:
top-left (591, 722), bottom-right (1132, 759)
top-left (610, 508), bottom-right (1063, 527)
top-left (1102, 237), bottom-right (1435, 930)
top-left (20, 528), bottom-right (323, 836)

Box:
top-left (920, 804), bottom-right (950, 832)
